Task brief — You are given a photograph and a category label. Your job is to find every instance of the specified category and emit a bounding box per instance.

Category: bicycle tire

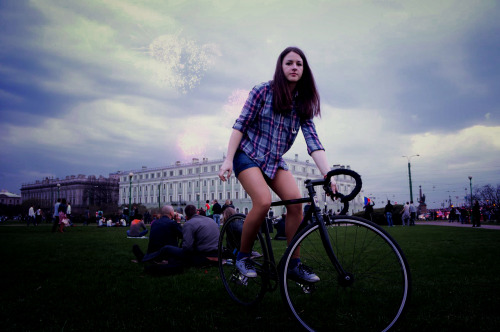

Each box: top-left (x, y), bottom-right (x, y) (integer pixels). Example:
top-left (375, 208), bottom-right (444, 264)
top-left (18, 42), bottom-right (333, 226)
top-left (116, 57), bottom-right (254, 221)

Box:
top-left (280, 215), bottom-right (411, 331)
top-left (218, 214), bottom-right (269, 306)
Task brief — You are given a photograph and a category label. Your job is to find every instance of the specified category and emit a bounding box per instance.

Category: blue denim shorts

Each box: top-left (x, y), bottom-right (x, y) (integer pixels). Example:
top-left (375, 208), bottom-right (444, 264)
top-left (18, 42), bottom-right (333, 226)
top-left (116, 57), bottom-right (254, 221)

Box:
top-left (233, 150), bottom-right (273, 184)
top-left (233, 150), bottom-right (259, 178)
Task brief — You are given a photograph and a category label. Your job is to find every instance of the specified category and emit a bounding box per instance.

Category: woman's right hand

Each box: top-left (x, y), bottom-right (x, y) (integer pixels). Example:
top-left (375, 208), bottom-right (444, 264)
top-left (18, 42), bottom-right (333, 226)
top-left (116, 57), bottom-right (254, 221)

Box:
top-left (218, 159), bottom-right (233, 182)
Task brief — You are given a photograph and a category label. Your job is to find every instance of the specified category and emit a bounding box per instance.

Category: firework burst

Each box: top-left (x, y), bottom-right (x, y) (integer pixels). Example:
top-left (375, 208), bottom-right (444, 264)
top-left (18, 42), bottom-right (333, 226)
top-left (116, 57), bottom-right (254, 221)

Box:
top-left (148, 33), bottom-right (220, 93)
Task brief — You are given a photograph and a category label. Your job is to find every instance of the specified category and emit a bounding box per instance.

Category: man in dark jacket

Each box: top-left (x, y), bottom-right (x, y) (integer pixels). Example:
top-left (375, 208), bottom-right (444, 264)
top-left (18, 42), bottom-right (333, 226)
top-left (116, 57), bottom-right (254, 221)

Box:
top-left (384, 200), bottom-right (394, 227)
top-left (472, 200), bottom-right (481, 228)
top-left (132, 205), bottom-right (181, 263)
top-left (147, 205), bottom-right (182, 254)
top-left (212, 200), bottom-right (222, 226)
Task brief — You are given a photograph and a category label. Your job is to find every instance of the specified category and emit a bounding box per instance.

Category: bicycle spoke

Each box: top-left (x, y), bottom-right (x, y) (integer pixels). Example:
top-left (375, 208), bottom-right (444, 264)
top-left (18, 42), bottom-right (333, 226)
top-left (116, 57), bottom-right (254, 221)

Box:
top-left (281, 217), bottom-right (411, 332)
top-left (218, 214), bottom-right (268, 306)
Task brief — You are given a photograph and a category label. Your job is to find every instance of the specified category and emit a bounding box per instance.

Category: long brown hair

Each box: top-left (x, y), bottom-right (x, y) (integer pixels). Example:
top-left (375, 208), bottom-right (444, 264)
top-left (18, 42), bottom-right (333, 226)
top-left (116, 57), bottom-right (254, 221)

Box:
top-left (272, 47), bottom-right (320, 119)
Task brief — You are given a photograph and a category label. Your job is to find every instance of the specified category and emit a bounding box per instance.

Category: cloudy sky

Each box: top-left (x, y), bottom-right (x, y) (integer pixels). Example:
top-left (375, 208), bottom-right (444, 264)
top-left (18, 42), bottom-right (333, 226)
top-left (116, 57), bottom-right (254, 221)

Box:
top-left (1, 0), bottom-right (499, 209)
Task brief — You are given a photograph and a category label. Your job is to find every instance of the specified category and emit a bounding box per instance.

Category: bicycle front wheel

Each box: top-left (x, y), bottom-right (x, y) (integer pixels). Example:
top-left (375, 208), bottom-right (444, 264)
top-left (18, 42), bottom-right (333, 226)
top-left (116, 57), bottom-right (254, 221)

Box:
top-left (218, 214), bottom-right (268, 306)
top-left (280, 216), bottom-right (411, 331)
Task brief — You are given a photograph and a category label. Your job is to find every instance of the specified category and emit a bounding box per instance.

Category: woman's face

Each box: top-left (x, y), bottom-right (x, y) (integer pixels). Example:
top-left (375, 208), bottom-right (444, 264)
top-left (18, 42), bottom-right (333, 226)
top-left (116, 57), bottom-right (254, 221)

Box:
top-left (282, 51), bottom-right (303, 85)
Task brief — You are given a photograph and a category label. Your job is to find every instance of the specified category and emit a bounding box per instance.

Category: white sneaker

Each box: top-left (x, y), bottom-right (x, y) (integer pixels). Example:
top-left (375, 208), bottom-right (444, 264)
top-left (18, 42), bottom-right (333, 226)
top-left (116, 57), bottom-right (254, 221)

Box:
top-left (288, 263), bottom-right (320, 283)
top-left (235, 257), bottom-right (257, 278)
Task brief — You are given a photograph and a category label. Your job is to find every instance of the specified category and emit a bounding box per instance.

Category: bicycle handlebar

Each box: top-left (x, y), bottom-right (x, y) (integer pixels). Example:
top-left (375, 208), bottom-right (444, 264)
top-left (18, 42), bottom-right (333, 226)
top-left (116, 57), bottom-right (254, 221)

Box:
top-left (323, 168), bottom-right (362, 215)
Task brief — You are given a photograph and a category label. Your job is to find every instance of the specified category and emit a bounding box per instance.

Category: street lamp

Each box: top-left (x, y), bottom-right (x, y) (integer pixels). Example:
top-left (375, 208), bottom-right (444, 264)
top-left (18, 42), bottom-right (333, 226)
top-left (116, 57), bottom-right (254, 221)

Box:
top-left (128, 172), bottom-right (133, 223)
top-left (402, 154), bottom-right (420, 202)
top-left (198, 174), bottom-right (201, 209)
top-left (57, 183), bottom-right (60, 199)
top-left (468, 176), bottom-right (473, 222)
top-left (158, 178), bottom-right (163, 211)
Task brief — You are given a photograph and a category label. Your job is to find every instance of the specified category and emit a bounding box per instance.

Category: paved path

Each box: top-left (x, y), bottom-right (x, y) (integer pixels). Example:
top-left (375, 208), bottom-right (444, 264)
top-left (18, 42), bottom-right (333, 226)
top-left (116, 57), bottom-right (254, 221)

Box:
top-left (415, 221), bottom-right (500, 230)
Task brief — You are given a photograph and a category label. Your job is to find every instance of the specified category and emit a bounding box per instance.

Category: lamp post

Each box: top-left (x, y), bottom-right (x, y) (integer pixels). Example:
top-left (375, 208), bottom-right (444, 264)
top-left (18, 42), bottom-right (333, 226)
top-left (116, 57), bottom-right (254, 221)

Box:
top-left (158, 178), bottom-right (163, 211)
top-left (128, 172), bottom-right (133, 222)
top-left (198, 174), bottom-right (201, 209)
top-left (468, 176), bottom-right (473, 222)
top-left (402, 154), bottom-right (420, 202)
top-left (57, 183), bottom-right (60, 199)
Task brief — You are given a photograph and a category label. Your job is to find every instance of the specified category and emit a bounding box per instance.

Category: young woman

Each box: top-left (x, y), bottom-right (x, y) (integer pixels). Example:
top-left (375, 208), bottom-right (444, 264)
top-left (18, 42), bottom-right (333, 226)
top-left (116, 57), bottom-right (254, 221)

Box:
top-left (218, 47), bottom-right (337, 282)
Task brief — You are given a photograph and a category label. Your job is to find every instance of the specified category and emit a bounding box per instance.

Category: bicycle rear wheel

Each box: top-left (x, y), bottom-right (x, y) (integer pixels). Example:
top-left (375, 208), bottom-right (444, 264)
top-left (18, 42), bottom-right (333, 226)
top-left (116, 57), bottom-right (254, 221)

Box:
top-left (280, 216), bottom-right (411, 331)
top-left (218, 214), bottom-right (268, 306)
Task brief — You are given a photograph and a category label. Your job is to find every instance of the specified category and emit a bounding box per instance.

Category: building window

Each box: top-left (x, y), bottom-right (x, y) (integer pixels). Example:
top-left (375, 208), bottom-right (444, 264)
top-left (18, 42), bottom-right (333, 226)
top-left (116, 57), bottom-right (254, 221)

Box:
top-left (203, 166), bottom-right (208, 172)
top-left (235, 192), bottom-right (239, 199)
top-left (169, 171), bottom-right (174, 176)
top-left (178, 170), bottom-right (183, 176)
top-left (211, 166), bottom-right (216, 172)
top-left (219, 193), bottom-right (222, 200)
top-left (227, 192), bottom-right (231, 200)
top-left (188, 168), bottom-right (193, 174)
top-left (178, 194), bottom-right (182, 202)
top-left (151, 173), bottom-right (155, 179)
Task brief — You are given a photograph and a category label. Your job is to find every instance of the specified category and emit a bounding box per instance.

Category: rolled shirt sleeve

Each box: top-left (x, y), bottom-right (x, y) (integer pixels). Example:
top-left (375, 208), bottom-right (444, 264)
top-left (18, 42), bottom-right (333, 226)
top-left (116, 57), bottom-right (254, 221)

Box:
top-left (301, 118), bottom-right (324, 155)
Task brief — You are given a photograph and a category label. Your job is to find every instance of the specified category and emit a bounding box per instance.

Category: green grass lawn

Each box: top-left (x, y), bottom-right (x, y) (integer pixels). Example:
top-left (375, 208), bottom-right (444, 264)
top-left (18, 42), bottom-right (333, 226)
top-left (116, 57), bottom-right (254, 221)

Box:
top-left (1, 224), bottom-right (499, 331)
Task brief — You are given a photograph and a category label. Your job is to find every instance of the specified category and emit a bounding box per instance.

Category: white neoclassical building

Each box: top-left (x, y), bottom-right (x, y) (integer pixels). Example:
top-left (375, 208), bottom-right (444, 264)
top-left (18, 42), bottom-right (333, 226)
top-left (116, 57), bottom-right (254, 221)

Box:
top-left (114, 155), bottom-right (364, 216)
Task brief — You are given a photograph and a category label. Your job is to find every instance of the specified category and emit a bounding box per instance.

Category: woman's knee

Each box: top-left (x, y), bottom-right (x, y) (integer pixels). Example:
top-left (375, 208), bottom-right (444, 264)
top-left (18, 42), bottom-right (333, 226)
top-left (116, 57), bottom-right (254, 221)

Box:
top-left (286, 203), bottom-right (302, 216)
top-left (251, 198), bottom-right (271, 214)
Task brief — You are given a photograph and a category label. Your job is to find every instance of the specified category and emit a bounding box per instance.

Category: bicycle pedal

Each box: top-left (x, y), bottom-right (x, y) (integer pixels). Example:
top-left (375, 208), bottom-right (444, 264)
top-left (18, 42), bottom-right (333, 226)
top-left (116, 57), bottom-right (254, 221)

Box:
top-left (236, 274), bottom-right (248, 286)
top-left (296, 282), bottom-right (316, 294)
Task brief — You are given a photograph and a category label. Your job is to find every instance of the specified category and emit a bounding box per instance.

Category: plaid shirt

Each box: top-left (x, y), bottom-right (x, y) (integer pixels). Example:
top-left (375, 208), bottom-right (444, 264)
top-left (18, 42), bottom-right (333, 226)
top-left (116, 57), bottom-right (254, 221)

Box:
top-left (232, 81), bottom-right (324, 179)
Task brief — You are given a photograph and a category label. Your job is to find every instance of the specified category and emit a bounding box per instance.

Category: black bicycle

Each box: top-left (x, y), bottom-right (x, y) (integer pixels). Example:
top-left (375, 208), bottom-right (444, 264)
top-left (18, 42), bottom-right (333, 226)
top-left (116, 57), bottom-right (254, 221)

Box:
top-left (218, 169), bottom-right (411, 331)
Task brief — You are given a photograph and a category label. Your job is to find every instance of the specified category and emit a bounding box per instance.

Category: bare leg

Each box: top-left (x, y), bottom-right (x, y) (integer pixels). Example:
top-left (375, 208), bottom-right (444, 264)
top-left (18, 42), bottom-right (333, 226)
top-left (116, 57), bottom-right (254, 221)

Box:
top-left (237, 167), bottom-right (272, 254)
top-left (269, 169), bottom-right (302, 259)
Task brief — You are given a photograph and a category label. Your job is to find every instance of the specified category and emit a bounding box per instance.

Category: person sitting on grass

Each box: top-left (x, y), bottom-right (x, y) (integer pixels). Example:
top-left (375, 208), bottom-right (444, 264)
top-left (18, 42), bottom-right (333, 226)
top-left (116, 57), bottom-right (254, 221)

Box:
top-left (127, 214), bottom-right (148, 238)
top-left (136, 205), bottom-right (220, 268)
top-left (144, 205), bottom-right (182, 259)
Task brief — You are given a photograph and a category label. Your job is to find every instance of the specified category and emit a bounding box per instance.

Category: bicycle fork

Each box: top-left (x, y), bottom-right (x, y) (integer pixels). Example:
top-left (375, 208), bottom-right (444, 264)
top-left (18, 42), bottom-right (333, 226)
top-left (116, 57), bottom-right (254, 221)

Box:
top-left (306, 181), bottom-right (355, 288)
top-left (317, 216), bottom-right (355, 287)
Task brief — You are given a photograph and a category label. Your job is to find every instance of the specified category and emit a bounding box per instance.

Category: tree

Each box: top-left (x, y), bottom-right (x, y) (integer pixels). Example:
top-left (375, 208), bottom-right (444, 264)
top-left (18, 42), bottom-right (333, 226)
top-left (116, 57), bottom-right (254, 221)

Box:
top-left (477, 184), bottom-right (500, 208)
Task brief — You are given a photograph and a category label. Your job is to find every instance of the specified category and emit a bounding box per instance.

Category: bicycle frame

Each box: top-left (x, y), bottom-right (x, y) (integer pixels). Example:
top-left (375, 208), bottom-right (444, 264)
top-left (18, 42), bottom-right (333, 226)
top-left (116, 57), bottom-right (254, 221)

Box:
top-left (265, 177), bottom-right (350, 281)
top-left (219, 168), bottom-right (411, 331)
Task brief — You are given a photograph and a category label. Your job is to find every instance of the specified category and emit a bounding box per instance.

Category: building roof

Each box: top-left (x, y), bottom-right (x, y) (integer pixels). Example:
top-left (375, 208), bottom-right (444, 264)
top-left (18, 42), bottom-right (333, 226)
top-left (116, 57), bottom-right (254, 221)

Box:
top-left (0, 190), bottom-right (21, 198)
